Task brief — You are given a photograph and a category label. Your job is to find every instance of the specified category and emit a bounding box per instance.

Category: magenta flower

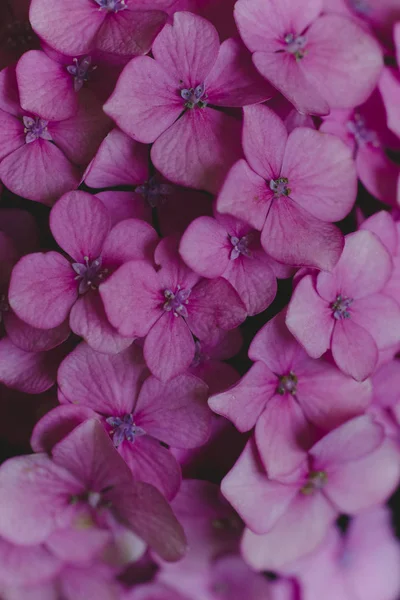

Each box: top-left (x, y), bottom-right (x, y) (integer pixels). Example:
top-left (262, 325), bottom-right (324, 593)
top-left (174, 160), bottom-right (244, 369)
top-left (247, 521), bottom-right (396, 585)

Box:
top-left (9, 191), bottom-right (159, 354)
top-left (0, 419), bottom-right (186, 562)
top-left (222, 416), bottom-right (400, 570)
top-left (234, 0), bottom-right (383, 115)
top-left (180, 212), bottom-right (281, 316)
top-left (0, 66), bottom-right (110, 205)
top-left (286, 230), bottom-right (400, 381)
top-left (286, 507), bottom-right (400, 600)
top-left (320, 88), bottom-right (400, 206)
top-left (29, 0), bottom-right (170, 60)
top-left (379, 67), bottom-right (400, 144)
top-left (34, 342), bottom-right (211, 499)
top-left (100, 237), bottom-right (247, 381)
top-left (217, 104), bottom-right (357, 270)
top-left (15, 49), bottom-right (119, 123)
top-left (104, 11), bottom-right (273, 192)
top-left (209, 310), bottom-right (372, 478)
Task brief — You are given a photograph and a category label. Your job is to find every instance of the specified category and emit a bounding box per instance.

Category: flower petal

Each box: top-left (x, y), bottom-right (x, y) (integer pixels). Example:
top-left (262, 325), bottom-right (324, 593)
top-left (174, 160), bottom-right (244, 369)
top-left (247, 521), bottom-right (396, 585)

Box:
top-left (331, 319), bottom-right (378, 381)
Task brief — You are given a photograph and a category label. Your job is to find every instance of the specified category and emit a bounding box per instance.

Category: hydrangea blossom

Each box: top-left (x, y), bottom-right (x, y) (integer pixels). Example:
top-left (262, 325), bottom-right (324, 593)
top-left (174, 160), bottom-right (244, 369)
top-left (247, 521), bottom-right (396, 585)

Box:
top-left (104, 11), bottom-right (273, 192)
top-left (209, 310), bottom-right (372, 478)
top-left (234, 0), bottom-right (383, 115)
top-left (286, 230), bottom-right (400, 381)
top-left (0, 418), bottom-right (186, 562)
top-left (0, 65), bottom-right (111, 204)
top-left (9, 191), bottom-right (159, 353)
top-left (32, 342), bottom-right (211, 499)
top-left (222, 416), bottom-right (400, 570)
top-left (217, 104), bottom-right (357, 270)
top-left (100, 237), bottom-right (247, 380)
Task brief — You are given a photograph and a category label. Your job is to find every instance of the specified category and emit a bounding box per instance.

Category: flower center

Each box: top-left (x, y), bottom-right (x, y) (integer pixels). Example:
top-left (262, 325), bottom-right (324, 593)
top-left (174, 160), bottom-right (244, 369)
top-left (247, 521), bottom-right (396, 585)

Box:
top-left (23, 116), bottom-right (52, 144)
top-left (348, 0), bottom-right (370, 14)
top-left (277, 372), bottom-right (298, 395)
top-left (346, 113), bottom-right (380, 148)
top-left (331, 295), bottom-right (353, 320)
top-left (163, 286), bottom-right (191, 318)
top-left (181, 83), bottom-right (208, 109)
top-left (230, 234), bottom-right (253, 260)
top-left (270, 177), bottom-right (291, 197)
top-left (67, 56), bottom-right (96, 92)
top-left (284, 33), bottom-right (307, 60)
top-left (72, 256), bottom-right (108, 295)
top-left (106, 414), bottom-right (146, 448)
top-left (94, 0), bottom-right (128, 11)
top-left (301, 470), bottom-right (328, 495)
top-left (135, 176), bottom-right (174, 208)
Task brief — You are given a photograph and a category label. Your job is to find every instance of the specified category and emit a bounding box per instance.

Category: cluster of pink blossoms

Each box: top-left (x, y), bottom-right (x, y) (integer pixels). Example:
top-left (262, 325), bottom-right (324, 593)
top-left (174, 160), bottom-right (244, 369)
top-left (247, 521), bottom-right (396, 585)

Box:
top-left (1, 0), bottom-right (400, 597)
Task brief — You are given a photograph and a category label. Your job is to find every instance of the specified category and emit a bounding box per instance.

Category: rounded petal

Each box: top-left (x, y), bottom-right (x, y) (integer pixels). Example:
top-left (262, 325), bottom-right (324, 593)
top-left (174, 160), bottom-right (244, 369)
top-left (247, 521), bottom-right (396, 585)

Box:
top-left (261, 197), bottom-right (344, 270)
top-left (252, 51), bottom-right (329, 116)
top-left (241, 492), bottom-right (336, 570)
top-left (317, 231), bottom-right (392, 301)
top-left (242, 104), bottom-right (287, 180)
top-left (0, 337), bottom-right (58, 394)
top-left (30, 0), bottom-right (105, 55)
top-left (58, 342), bottom-right (146, 415)
top-left (69, 293), bottom-right (134, 354)
top-left (0, 111), bottom-right (25, 161)
top-left (4, 311), bottom-right (70, 353)
top-left (84, 129), bottom-right (149, 189)
top-left (0, 537), bottom-right (61, 588)
top-left (144, 313), bottom-right (195, 381)
top-left (0, 141), bottom-right (80, 206)
top-left (323, 439), bottom-right (400, 514)
top-left (100, 260), bottom-right (162, 338)
top-left (119, 437), bottom-right (181, 501)
top-left (286, 275), bottom-right (333, 359)
top-left (282, 128), bottom-right (357, 222)
top-left (352, 293), bottom-right (400, 351)
top-left (152, 108), bottom-right (242, 194)
top-left (101, 218), bottom-right (159, 268)
top-left (216, 159), bottom-right (272, 231)
top-left (31, 404), bottom-right (97, 453)
top-left (104, 56), bottom-right (182, 144)
top-left (16, 50), bottom-right (77, 121)
top-left (209, 361), bottom-right (277, 432)
top-left (331, 319), bottom-right (378, 381)
top-left (179, 216), bottom-right (229, 278)
top-left (97, 191), bottom-right (151, 227)
top-left (221, 439), bottom-right (298, 534)
top-left (50, 190), bottom-right (110, 262)
top-left (305, 15), bottom-right (383, 110)
top-left (255, 395), bottom-right (312, 479)
top-left (152, 11), bottom-right (220, 87)
top-left (9, 252), bottom-right (77, 329)
top-left (135, 374), bottom-right (210, 447)
top-left (356, 146), bottom-right (399, 208)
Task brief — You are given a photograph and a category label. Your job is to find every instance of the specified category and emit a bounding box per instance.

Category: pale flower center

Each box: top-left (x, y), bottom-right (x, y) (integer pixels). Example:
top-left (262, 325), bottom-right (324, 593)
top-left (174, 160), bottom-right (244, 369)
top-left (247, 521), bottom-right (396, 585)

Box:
top-left (163, 286), bottom-right (191, 318)
top-left (94, 0), bottom-right (128, 11)
top-left (270, 177), bottom-right (291, 197)
top-left (181, 83), bottom-right (208, 109)
top-left (331, 295), bottom-right (353, 320)
top-left (301, 471), bottom-right (328, 495)
top-left (72, 256), bottom-right (108, 295)
top-left (106, 414), bottom-right (146, 447)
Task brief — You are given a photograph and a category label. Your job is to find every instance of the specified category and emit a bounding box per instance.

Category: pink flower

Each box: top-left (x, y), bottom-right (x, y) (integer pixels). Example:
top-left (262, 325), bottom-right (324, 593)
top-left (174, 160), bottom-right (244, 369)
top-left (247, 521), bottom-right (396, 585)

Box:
top-left (320, 87), bottom-right (400, 206)
top-left (0, 66), bottom-right (110, 205)
top-left (285, 506), bottom-right (400, 600)
top-left (32, 342), bottom-right (211, 499)
top-left (104, 11), bottom-right (273, 192)
top-left (286, 230), bottom-right (400, 380)
top-left (217, 104), bottom-right (357, 270)
top-left (9, 190), bottom-right (159, 354)
top-left (100, 237), bottom-right (247, 381)
top-left (234, 0), bottom-right (383, 115)
top-left (180, 212), bottom-right (281, 316)
top-left (29, 0), bottom-right (170, 60)
top-left (0, 418), bottom-right (187, 562)
top-left (15, 49), bottom-right (119, 123)
top-left (379, 67), bottom-right (400, 144)
top-left (209, 310), bottom-right (372, 478)
top-left (222, 416), bottom-right (400, 570)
